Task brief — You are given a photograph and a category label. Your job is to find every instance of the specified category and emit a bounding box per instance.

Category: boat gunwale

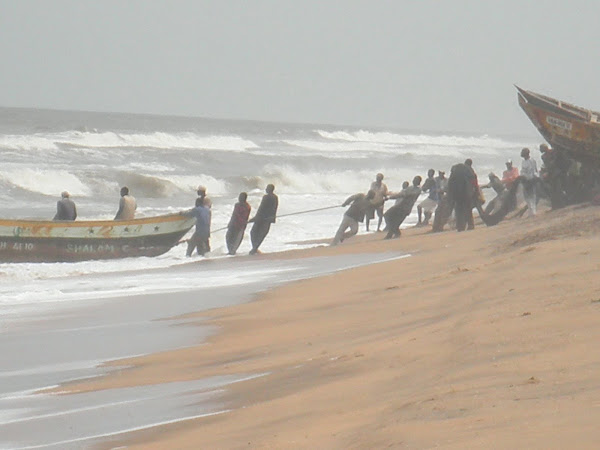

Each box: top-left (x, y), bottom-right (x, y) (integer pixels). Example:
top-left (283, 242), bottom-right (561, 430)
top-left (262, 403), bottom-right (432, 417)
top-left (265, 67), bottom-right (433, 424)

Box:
top-left (517, 86), bottom-right (600, 123)
top-left (0, 212), bottom-right (193, 229)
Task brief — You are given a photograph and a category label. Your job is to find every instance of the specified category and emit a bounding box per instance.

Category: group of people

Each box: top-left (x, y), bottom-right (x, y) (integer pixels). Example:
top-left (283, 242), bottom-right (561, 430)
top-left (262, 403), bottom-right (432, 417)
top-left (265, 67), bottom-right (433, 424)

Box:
top-left (52, 184), bottom-right (280, 258)
top-left (184, 184), bottom-right (279, 257)
top-left (331, 143), bottom-right (554, 245)
top-left (53, 186), bottom-right (137, 221)
top-left (52, 141), bottom-right (570, 257)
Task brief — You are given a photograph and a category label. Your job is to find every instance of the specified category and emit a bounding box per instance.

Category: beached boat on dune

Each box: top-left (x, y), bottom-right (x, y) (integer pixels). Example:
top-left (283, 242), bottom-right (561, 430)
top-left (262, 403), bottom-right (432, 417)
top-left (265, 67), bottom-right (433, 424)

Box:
top-left (517, 86), bottom-right (600, 163)
top-left (0, 213), bottom-right (195, 263)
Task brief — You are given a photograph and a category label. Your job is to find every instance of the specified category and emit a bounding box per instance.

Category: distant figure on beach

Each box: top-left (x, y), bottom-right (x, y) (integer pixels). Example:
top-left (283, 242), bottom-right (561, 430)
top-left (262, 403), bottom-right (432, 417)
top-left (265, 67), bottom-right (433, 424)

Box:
top-left (53, 191), bottom-right (77, 221)
top-left (520, 147), bottom-right (539, 216)
top-left (383, 176), bottom-right (422, 239)
top-left (480, 172), bottom-right (506, 215)
top-left (197, 185), bottom-right (212, 208)
top-left (114, 186), bottom-right (137, 220)
top-left (186, 197), bottom-right (211, 256)
top-left (366, 173), bottom-right (388, 232)
top-left (226, 192), bottom-right (251, 255)
top-left (331, 189), bottom-right (379, 245)
top-left (417, 169), bottom-right (438, 226)
top-left (502, 160), bottom-right (519, 188)
top-left (248, 184), bottom-right (278, 255)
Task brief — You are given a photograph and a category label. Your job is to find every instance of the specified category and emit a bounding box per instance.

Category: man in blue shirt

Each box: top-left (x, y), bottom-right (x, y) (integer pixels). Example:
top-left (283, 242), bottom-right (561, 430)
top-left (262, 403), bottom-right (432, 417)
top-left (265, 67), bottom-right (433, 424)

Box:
top-left (186, 197), bottom-right (211, 256)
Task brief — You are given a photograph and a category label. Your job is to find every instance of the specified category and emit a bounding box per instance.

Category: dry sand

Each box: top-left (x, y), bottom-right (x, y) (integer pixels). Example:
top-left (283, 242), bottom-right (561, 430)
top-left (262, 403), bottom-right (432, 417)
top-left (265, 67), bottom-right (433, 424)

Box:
top-left (79, 204), bottom-right (600, 449)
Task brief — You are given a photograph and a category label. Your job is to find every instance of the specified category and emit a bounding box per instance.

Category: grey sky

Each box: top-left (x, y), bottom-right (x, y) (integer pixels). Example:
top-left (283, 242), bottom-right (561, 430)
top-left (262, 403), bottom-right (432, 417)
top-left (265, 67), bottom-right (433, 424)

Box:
top-left (1, 0), bottom-right (599, 135)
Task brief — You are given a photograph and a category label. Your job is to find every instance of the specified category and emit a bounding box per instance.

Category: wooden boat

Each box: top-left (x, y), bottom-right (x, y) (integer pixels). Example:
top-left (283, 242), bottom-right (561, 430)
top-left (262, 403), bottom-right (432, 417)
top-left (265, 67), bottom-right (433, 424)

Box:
top-left (517, 86), bottom-right (600, 163)
top-left (0, 213), bottom-right (196, 263)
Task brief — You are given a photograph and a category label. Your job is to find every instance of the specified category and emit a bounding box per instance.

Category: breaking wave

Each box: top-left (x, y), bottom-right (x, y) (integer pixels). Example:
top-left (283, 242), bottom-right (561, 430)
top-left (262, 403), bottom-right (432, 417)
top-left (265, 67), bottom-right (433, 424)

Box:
top-left (0, 131), bottom-right (259, 152)
top-left (316, 129), bottom-right (516, 149)
top-left (0, 168), bottom-right (93, 197)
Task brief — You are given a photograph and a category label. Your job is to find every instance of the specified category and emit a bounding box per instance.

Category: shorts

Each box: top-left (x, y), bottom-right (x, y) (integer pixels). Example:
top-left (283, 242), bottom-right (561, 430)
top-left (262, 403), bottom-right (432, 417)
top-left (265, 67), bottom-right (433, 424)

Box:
top-left (418, 197), bottom-right (438, 213)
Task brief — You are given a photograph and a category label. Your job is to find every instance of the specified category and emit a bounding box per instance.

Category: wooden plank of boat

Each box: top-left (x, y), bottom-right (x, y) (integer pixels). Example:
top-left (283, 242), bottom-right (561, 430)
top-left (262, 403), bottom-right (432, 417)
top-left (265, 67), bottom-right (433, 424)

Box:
top-left (516, 86), bottom-right (600, 162)
top-left (0, 213), bottom-right (196, 263)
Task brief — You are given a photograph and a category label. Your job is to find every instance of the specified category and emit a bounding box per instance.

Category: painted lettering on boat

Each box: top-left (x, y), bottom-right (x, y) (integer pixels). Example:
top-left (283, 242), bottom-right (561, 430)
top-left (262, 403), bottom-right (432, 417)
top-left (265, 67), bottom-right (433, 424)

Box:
top-left (66, 243), bottom-right (116, 253)
top-left (13, 242), bottom-right (34, 251)
top-left (546, 115), bottom-right (572, 131)
top-left (0, 241), bottom-right (34, 251)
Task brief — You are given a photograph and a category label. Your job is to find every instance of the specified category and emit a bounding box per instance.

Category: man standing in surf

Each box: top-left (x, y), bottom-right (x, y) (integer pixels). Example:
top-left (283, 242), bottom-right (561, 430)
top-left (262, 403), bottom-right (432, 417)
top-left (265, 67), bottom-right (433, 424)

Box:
top-left (186, 197), bottom-right (212, 257)
top-left (226, 192), bottom-right (251, 255)
top-left (248, 184), bottom-right (278, 255)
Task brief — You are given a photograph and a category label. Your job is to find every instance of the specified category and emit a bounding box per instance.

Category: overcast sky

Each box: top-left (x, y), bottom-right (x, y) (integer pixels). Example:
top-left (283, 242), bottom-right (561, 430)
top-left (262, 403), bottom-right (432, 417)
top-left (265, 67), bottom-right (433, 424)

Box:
top-left (1, 0), bottom-right (599, 135)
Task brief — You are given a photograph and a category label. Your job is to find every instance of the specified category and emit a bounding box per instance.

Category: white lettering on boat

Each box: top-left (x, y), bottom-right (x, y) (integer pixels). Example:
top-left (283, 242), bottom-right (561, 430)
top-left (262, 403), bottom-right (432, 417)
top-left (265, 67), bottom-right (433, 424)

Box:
top-left (8, 242), bottom-right (34, 251)
top-left (546, 115), bottom-right (572, 131)
top-left (66, 244), bottom-right (116, 253)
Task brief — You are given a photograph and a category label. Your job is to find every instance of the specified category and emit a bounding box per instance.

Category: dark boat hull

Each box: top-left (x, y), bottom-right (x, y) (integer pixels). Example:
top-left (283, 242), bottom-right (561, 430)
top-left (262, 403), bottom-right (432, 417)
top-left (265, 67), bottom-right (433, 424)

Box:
top-left (0, 213), bottom-right (195, 263)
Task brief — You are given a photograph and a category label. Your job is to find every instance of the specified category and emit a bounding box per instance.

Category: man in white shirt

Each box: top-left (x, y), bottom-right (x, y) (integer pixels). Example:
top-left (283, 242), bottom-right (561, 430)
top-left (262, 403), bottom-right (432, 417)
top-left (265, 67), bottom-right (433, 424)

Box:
top-left (114, 186), bottom-right (137, 220)
top-left (520, 147), bottom-right (539, 216)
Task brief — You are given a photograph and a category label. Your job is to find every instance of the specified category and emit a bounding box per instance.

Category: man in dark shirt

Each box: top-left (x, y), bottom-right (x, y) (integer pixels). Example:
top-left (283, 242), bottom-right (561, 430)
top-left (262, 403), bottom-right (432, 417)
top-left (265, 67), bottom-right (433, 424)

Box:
top-left (448, 162), bottom-right (478, 231)
top-left (248, 184), bottom-right (278, 255)
top-left (331, 189), bottom-right (378, 246)
top-left (383, 176), bottom-right (422, 239)
top-left (53, 191), bottom-right (77, 221)
top-left (481, 172), bottom-right (506, 214)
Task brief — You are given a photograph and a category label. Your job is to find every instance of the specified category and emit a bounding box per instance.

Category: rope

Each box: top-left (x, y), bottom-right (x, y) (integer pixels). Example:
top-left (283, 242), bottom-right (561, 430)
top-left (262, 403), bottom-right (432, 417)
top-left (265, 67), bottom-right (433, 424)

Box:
top-left (276, 204), bottom-right (342, 218)
top-left (177, 204), bottom-right (341, 245)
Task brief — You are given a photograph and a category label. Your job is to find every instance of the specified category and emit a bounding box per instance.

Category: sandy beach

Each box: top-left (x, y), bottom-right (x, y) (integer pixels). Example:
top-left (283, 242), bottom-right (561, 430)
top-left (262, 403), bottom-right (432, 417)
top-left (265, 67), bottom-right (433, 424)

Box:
top-left (37, 203), bottom-right (595, 449)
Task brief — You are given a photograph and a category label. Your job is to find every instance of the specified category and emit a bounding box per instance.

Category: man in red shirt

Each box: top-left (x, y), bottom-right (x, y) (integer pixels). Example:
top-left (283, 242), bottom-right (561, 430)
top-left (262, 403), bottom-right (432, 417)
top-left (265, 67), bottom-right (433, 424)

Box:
top-left (502, 160), bottom-right (519, 188)
top-left (226, 192), bottom-right (251, 255)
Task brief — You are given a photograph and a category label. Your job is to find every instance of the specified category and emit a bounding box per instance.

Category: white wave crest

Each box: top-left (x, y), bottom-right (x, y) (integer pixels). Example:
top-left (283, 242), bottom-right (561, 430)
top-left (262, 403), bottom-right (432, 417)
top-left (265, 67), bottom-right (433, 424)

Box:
top-left (166, 174), bottom-right (230, 195)
top-left (0, 131), bottom-right (259, 152)
top-left (0, 168), bottom-right (92, 196)
top-left (255, 164), bottom-right (417, 194)
top-left (316, 129), bottom-right (517, 150)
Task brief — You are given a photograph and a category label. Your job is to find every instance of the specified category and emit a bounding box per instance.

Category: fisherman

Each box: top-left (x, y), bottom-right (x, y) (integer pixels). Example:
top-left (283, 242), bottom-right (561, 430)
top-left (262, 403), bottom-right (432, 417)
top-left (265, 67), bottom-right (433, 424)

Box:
top-left (226, 192), bottom-right (251, 255)
top-left (53, 191), bottom-right (77, 221)
top-left (417, 169), bottom-right (438, 226)
top-left (383, 176), bottom-right (422, 239)
top-left (248, 184), bottom-right (278, 255)
top-left (435, 170), bottom-right (448, 195)
top-left (539, 143), bottom-right (572, 208)
top-left (464, 159), bottom-right (482, 229)
top-left (366, 173), bottom-right (388, 232)
top-left (480, 172), bottom-right (506, 215)
top-left (520, 147), bottom-right (539, 216)
top-left (186, 197), bottom-right (211, 256)
top-left (445, 162), bottom-right (478, 232)
top-left (502, 159), bottom-right (519, 188)
top-left (114, 186), bottom-right (137, 220)
top-left (331, 189), bottom-right (379, 245)
top-left (197, 185), bottom-right (212, 208)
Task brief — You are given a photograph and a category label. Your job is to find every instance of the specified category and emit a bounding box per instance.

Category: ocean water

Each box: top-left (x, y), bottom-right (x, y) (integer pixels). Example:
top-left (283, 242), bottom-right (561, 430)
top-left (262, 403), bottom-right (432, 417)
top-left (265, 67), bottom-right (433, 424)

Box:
top-left (0, 107), bottom-right (536, 307)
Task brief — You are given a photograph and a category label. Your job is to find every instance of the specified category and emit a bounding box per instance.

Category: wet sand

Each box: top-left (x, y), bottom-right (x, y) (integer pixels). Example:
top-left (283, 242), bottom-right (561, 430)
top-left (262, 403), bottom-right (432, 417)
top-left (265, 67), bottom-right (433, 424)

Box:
top-left (9, 204), bottom-right (600, 448)
top-left (0, 250), bottom-right (406, 449)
